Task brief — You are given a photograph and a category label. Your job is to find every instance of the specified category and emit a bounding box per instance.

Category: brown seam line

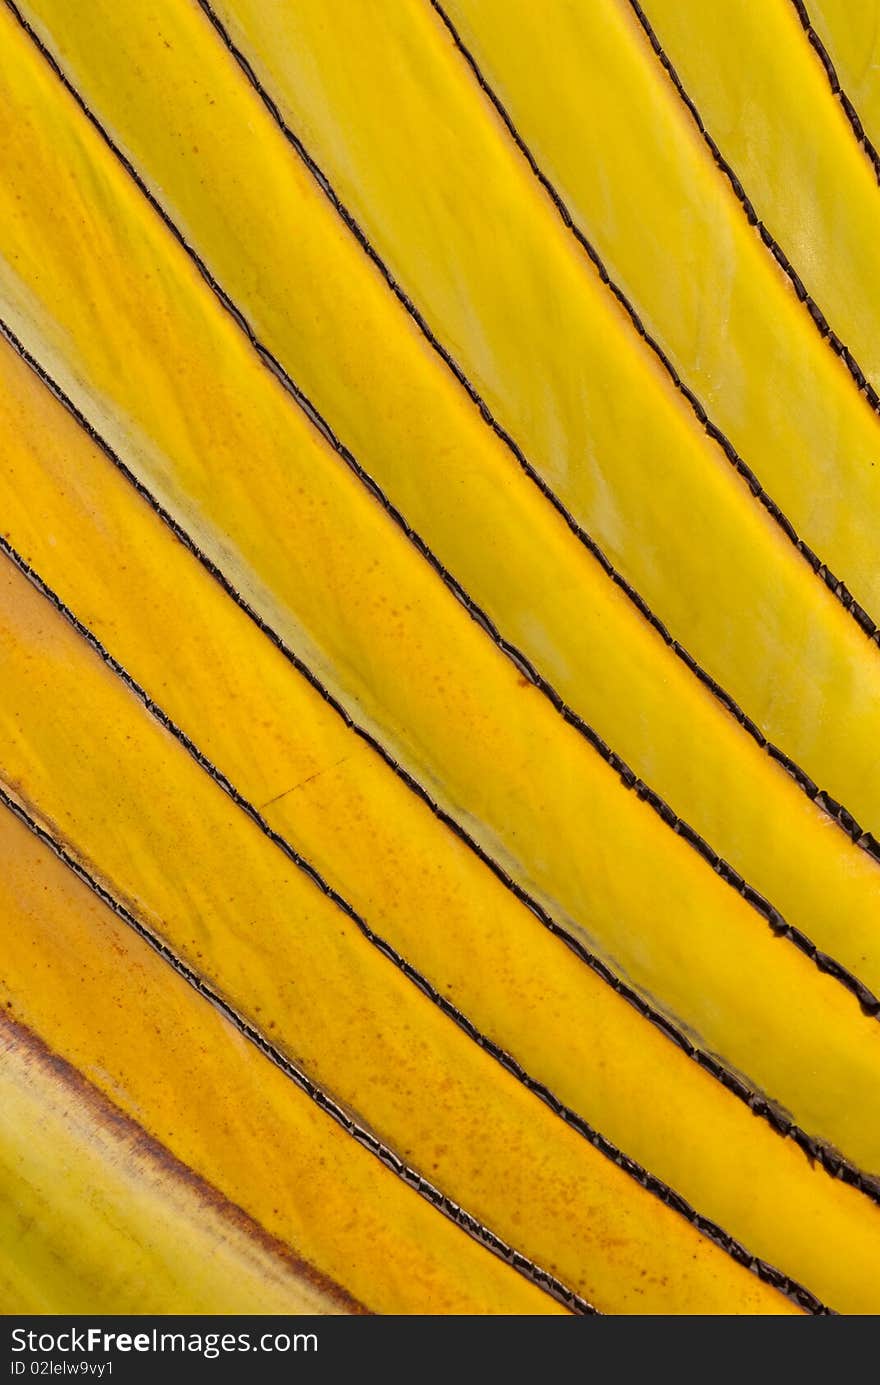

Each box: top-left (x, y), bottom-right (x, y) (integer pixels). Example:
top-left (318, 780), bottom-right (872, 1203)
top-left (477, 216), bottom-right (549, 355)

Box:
top-left (629, 0), bottom-right (880, 511)
top-left (0, 1014), bottom-right (371, 1316)
top-left (0, 783), bottom-right (592, 1317)
top-left (790, 0), bottom-right (880, 187)
top-left (192, 0), bottom-right (880, 872)
top-left (2, 322), bottom-right (875, 1240)
top-left (10, 0), bottom-right (880, 1029)
top-left (0, 538), bottom-right (830, 1314)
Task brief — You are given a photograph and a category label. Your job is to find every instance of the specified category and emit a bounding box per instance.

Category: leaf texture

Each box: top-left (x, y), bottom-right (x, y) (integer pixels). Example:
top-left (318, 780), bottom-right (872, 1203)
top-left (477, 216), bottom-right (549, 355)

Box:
top-left (1, 0), bottom-right (879, 1317)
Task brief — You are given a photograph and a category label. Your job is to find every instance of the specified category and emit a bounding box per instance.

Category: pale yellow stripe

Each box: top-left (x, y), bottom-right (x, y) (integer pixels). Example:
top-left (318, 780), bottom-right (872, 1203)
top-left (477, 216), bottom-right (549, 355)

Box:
top-left (0, 1018), bottom-right (356, 1316)
top-left (443, 0), bottom-right (880, 647)
top-left (0, 5), bottom-right (878, 1188)
top-left (2, 342), bottom-right (875, 1311)
top-left (0, 808), bottom-right (559, 1317)
top-left (637, 0), bottom-right (880, 583)
top-left (808, 0), bottom-right (880, 151)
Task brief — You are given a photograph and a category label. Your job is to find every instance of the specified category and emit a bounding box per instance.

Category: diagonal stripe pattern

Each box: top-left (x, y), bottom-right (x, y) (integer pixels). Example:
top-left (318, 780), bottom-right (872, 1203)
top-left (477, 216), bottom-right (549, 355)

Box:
top-left (1, 0), bottom-right (879, 1315)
